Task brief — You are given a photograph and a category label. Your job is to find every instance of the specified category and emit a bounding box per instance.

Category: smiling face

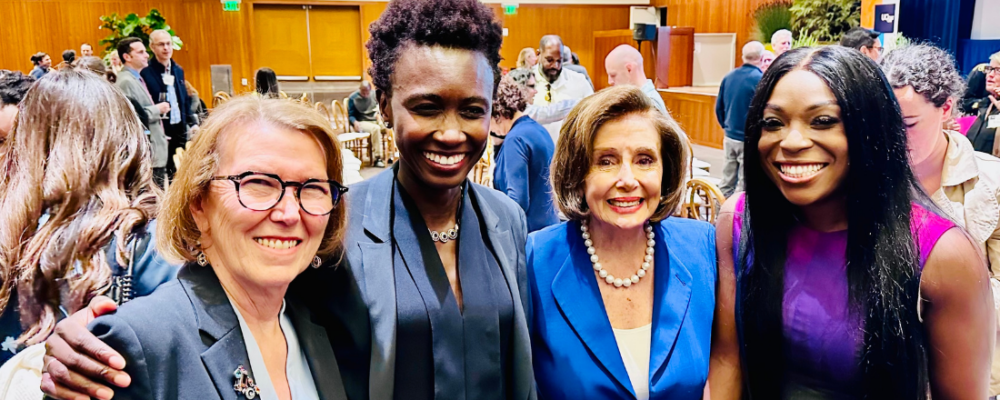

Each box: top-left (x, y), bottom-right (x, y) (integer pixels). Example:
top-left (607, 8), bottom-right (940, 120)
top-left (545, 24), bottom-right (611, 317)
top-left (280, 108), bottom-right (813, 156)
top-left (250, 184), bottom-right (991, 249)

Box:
top-left (381, 44), bottom-right (493, 191)
top-left (584, 113), bottom-right (663, 230)
top-left (894, 86), bottom-right (949, 166)
top-left (192, 121), bottom-right (331, 291)
top-left (758, 69), bottom-right (849, 207)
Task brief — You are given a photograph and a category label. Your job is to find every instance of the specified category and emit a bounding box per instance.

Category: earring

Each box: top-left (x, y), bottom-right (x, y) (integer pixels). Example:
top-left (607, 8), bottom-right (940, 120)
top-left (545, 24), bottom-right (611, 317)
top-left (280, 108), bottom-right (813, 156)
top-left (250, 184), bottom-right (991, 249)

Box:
top-left (195, 240), bottom-right (208, 266)
top-left (311, 256), bottom-right (322, 269)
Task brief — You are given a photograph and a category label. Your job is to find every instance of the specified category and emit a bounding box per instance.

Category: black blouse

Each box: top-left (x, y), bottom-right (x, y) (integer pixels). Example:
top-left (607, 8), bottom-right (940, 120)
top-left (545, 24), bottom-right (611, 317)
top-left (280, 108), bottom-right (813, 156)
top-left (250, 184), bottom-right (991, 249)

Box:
top-left (390, 176), bottom-right (515, 400)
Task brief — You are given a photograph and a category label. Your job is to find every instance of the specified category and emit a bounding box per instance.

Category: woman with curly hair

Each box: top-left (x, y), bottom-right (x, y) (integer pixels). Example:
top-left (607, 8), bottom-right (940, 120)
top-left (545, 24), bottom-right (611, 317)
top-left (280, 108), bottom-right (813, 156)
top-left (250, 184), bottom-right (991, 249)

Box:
top-left (0, 69), bottom-right (177, 390)
top-left (491, 75), bottom-right (559, 232)
top-left (882, 44), bottom-right (1000, 397)
top-left (40, 0), bottom-right (535, 399)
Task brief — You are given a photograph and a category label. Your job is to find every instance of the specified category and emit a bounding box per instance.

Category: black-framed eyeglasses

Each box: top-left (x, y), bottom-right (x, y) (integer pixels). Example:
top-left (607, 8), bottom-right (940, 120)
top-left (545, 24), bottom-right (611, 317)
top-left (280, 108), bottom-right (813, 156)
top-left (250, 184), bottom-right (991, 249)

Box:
top-left (211, 171), bottom-right (348, 216)
top-left (986, 66), bottom-right (1000, 75)
top-left (545, 83), bottom-right (552, 102)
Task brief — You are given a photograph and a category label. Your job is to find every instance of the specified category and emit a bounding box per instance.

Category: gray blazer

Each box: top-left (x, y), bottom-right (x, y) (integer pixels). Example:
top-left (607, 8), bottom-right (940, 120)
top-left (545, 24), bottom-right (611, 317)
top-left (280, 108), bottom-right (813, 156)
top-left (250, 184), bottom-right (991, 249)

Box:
top-left (89, 264), bottom-right (348, 400)
top-left (338, 168), bottom-right (536, 400)
top-left (116, 67), bottom-right (168, 168)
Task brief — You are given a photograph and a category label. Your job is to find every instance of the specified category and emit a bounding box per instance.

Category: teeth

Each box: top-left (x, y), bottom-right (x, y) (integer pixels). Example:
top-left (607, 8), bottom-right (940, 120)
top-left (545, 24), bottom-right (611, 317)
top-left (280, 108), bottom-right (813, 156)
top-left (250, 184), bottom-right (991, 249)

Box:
top-left (609, 200), bottom-right (641, 207)
top-left (779, 163), bottom-right (824, 178)
top-left (423, 152), bottom-right (465, 166)
top-left (254, 238), bottom-right (301, 250)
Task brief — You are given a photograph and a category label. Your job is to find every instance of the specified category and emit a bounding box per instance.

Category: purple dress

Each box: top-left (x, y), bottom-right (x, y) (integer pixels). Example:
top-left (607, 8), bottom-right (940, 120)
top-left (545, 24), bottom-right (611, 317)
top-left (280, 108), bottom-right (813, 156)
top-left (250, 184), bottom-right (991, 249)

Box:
top-left (733, 195), bottom-right (954, 398)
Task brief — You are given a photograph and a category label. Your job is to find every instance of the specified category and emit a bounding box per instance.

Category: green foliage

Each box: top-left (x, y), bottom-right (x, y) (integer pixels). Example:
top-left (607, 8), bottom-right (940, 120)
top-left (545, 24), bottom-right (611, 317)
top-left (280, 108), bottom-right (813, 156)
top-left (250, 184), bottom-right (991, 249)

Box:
top-left (790, 0), bottom-right (861, 43)
top-left (753, 1), bottom-right (794, 43)
top-left (98, 9), bottom-right (183, 56)
top-left (793, 35), bottom-right (820, 48)
top-left (895, 33), bottom-right (912, 48)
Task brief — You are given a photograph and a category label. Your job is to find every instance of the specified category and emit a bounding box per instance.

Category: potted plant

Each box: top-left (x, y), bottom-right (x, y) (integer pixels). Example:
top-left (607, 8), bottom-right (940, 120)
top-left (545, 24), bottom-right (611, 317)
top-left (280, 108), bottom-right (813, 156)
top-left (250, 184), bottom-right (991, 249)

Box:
top-left (790, 0), bottom-right (861, 45)
top-left (753, 0), bottom-right (793, 45)
top-left (98, 9), bottom-right (183, 56)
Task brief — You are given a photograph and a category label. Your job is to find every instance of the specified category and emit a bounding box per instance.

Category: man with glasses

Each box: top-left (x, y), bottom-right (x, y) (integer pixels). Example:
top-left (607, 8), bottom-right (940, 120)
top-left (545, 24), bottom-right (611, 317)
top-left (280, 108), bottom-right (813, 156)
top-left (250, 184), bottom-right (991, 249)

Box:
top-left (533, 35), bottom-right (593, 141)
top-left (142, 29), bottom-right (196, 178)
top-left (841, 27), bottom-right (883, 61)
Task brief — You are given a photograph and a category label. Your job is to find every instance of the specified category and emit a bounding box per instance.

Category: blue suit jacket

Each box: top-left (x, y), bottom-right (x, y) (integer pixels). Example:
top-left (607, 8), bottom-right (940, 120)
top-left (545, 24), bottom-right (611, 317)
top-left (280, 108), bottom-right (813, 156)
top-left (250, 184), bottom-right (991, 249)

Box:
top-left (493, 115), bottom-right (560, 233)
top-left (527, 218), bottom-right (716, 399)
top-left (89, 264), bottom-right (347, 400)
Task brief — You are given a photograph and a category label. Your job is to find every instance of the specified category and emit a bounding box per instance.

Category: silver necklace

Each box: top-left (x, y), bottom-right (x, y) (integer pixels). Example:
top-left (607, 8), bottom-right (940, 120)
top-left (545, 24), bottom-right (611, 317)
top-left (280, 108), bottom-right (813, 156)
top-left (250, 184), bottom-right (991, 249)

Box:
top-left (581, 221), bottom-right (655, 288)
top-left (429, 224), bottom-right (459, 243)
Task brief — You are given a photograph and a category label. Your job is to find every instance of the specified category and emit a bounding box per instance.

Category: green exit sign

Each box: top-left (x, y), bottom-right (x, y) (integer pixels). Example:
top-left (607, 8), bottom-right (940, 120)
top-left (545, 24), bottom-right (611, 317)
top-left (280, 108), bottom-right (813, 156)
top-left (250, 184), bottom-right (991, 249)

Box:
top-left (502, 4), bottom-right (517, 15)
top-left (222, 0), bottom-right (240, 11)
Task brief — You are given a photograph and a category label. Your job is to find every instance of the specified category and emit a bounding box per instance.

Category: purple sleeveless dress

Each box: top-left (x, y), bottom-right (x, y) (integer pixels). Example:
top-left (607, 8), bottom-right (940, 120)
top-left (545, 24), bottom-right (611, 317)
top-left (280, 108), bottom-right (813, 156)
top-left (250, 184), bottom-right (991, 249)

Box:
top-left (732, 195), bottom-right (954, 398)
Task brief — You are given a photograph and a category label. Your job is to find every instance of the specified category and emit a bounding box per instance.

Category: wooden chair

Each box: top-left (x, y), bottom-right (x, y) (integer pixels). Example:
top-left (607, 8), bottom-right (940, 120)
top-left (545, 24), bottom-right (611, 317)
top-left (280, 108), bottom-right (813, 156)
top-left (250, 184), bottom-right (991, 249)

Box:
top-left (212, 92), bottom-right (231, 108)
top-left (314, 102), bottom-right (332, 123)
top-left (680, 177), bottom-right (726, 224)
top-left (299, 92), bottom-right (309, 104)
top-left (332, 100), bottom-right (372, 165)
top-left (279, 91), bottom-right (289, 100)
top-left (469, 144), bottom-right (494, 187)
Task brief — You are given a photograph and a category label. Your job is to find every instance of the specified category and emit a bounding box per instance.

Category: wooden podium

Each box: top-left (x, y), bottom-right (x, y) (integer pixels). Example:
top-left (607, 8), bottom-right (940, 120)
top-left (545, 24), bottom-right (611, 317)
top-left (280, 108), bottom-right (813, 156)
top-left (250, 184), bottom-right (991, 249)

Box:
top-left (655, 27), bottom-right (694, 89)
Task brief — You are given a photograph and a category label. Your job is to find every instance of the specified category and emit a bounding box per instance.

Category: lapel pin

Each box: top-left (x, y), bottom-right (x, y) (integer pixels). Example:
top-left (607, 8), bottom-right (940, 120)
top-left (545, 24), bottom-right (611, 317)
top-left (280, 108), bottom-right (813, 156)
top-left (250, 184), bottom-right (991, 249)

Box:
top-left (233, 365), bottom-right (261, 399)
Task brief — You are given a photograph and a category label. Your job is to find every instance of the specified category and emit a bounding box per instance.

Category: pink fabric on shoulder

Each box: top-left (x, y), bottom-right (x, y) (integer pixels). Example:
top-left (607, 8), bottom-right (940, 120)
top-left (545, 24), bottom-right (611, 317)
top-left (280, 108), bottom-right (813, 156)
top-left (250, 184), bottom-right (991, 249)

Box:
top-left (956, 116), bottom-right (977, 136)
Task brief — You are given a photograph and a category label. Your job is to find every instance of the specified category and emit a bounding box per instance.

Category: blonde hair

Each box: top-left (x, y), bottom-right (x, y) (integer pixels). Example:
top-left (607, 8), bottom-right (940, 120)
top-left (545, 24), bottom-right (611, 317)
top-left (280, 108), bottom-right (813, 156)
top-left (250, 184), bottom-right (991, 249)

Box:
top-left (551, 85), bottom-right (688, 222)
top-left (156, 96), bottom-right (347, 264)
top-left (516, 47), bottom-right (536, 69)
top-left (0, 69), bottom-right (160, 345)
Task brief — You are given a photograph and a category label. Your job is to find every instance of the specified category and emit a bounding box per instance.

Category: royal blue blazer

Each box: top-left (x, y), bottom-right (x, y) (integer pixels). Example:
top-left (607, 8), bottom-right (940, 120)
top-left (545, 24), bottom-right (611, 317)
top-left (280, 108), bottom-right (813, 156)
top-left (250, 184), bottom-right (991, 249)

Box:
top-left (526, 218), bottom-right (716, 399)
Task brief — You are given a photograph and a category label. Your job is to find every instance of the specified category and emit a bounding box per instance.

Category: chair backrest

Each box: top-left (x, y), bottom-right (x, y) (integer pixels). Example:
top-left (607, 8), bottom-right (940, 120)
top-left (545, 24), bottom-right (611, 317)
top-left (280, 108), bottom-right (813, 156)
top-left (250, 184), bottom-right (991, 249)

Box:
top-left (314, 102), bottom-right (332, 122)
top-left (212, 91), bottom-right (231, 108)
top-left (279, 91), bottom-right (289, 99)
top-left (299, 92), bottom-right (309, 104)
top-left (681, 177), bottom-right (726, 223)
top-left (331, 100), bottom-right (350, 132)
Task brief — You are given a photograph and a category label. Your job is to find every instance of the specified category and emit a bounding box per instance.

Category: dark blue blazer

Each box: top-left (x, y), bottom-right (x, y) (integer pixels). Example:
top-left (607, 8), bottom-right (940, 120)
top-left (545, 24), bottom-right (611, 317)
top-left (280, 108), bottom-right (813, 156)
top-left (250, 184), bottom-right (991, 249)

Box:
top-left (715, 64), bottom-right (762, 141)
top-left (141, 58), bottom-right (193, 127)
top-left (493, 115), bottom-right (560, 233)
top-left (527, 218), bottom-right (716, 399)
top-left (293, 168), bottom-right (537, 400)
top-left (89, 264), bottom-right (348, 400)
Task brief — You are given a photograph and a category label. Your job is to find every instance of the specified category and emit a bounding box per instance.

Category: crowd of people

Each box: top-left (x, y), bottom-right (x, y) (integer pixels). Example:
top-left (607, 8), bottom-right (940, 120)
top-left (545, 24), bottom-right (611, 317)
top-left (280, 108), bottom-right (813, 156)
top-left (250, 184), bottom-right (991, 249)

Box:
top-left (0, 0), bottom-right (1000, 399)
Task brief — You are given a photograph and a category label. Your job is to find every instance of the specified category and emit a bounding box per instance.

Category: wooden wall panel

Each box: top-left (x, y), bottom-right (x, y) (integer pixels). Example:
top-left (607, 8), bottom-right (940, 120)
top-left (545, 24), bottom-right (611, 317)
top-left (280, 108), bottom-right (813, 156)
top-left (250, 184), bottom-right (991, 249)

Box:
top-left (660, 91), bottom-right (724, 149)
top-left (861, 0), bottom-right (882, 29)
top-left (309, 6), bottom-right (363, 77)
top-left (650, 0), bottom-right (773, 68)
top-left (592, 30), bottom-right (656, 91)
top-left (254, 5), bottom-right (312, 77)
top-left (359, 2), bottom-right (388, 81)
top-left (492, 5), bottom-right (632, 74)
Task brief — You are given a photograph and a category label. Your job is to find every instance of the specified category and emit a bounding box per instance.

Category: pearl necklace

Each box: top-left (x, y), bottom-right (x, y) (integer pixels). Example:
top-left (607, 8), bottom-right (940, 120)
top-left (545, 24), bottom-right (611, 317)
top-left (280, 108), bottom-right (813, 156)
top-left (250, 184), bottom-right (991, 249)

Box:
top-left (581, 221), bottom-right (655, 289)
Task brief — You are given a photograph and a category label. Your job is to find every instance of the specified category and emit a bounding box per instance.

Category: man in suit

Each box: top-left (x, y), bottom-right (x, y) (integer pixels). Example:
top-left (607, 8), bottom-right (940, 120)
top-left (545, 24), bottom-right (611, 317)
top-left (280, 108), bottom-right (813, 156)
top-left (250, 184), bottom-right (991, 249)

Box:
top-left (142, 30), bottom-right (194, 178)
top-left (116, 37), bottom-right (170, 184)
top-left (715, 41), bottom-right (765, 198)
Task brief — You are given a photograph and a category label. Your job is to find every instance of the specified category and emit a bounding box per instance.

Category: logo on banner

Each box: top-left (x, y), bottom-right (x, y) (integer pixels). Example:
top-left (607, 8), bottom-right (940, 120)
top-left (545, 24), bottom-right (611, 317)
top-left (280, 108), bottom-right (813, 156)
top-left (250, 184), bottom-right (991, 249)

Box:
top-left (874, 4), bottom-right (896, 33)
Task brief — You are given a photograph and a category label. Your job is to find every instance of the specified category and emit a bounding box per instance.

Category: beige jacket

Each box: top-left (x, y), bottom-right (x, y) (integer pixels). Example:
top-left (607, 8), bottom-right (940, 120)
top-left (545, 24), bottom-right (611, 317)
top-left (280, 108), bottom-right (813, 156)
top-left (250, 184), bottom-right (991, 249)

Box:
top-left (930, 131), bottom-right (1000, 395)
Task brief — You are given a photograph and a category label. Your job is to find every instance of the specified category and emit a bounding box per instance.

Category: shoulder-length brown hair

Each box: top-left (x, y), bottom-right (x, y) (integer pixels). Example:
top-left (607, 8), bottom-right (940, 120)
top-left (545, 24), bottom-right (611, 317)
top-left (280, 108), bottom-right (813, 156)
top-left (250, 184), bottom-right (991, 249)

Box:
top-left (157, 96), bottom-right (347, 265)
top-left (551, 85), bottom-right (688, 222)
top-left (0, 69), bottom-right (160, 345)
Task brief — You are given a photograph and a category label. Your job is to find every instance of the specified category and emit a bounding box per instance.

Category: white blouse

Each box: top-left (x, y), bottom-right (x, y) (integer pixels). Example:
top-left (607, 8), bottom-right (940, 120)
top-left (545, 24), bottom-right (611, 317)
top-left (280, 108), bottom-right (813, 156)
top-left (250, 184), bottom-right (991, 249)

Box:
top-left (613, 323), bottom-right (652, 400)
top-left (231, 300), bottom-right (320, 400)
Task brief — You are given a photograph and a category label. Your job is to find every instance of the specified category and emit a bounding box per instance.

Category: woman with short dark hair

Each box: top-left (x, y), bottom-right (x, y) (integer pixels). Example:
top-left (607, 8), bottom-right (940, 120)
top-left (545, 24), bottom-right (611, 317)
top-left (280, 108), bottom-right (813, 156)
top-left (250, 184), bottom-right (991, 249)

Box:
top-left (255, 67), bottom-right (280, 99)
top-left (710, 46), bottom-right (993, 399)
top-left (529, 85), bottom-right (714, 399)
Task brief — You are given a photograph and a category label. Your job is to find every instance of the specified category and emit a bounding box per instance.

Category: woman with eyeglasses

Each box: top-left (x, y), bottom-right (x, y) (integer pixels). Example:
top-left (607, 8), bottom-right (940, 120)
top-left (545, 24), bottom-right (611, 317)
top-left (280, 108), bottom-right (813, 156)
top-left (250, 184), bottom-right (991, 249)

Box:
top-left (39, 96), bottom-right (351, 400)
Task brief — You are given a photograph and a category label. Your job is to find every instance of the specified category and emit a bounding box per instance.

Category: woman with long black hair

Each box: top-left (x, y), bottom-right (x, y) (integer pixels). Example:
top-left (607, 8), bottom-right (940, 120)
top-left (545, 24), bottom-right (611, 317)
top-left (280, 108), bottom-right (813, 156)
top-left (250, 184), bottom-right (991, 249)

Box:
top-left (709, 46), bottom-right (994, 399)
